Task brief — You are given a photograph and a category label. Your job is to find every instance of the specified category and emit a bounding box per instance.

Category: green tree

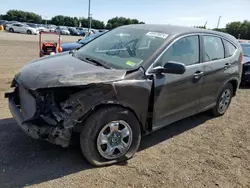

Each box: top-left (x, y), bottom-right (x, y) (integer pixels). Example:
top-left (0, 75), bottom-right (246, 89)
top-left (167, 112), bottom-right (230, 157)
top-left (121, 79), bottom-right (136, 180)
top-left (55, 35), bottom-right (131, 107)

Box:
top-left (91, 19), bottom-right (105, 29)
top-left (4, 10), bottom-right (42, 23)
top-left (225, 21), bottom-right (242, 38)
top-left (51, 15), bottom-right (65, 26)
top-left (106, 17), bottom-right (145, 29)
top-left (213, 28), bottom-right (226, 33)
top-left (194, 26), bottom-right (206, 29)
top-left (224, 21), bottom-right (250, 39)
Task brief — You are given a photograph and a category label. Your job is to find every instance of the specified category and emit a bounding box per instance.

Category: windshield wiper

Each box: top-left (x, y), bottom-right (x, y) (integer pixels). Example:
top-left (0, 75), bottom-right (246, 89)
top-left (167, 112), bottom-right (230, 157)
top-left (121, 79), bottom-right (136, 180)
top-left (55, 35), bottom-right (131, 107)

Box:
top-left (84, 57), bottom-right (111, 69)
top-left (105, 39), bottom-right (138, 57)
top-left (243, 54), bottom-right (250, 57)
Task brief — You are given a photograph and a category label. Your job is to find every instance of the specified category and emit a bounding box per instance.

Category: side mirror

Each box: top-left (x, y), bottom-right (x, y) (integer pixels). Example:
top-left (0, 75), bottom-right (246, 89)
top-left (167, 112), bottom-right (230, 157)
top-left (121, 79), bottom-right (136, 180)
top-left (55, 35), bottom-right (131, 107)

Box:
top-left (149, 61), bottom-right (186, 75)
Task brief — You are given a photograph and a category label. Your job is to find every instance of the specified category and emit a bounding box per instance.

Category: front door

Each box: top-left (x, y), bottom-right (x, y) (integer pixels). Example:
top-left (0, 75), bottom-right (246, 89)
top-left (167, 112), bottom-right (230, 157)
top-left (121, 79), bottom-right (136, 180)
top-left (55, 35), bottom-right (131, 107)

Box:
top-left (151, 35), bottom-right (204, 130)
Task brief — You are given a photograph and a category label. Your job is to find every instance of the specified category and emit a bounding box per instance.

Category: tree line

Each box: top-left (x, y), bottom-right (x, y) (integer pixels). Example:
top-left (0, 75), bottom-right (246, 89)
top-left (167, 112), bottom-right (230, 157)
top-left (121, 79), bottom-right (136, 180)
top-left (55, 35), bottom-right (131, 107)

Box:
top-left (218, 20), bottom-right (250, 39)
top-left (0, 10), bottom-right (249, 39)
top-left (0, 10), bottom-right (145, 30)
top-left (195, 20), bottom-right (250, 40)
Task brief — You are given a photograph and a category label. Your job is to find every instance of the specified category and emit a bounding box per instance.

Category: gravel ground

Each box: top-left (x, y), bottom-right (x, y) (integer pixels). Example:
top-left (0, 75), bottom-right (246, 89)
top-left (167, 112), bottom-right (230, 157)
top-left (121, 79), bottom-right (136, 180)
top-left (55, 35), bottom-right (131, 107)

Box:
top-left (0, 31), bottom-right (250, 188)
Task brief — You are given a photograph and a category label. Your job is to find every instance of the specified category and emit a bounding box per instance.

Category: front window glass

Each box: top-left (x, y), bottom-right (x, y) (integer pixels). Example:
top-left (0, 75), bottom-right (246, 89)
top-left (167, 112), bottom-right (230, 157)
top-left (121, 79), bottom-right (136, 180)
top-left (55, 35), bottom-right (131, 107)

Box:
top-left (159, 35), bottom-right (199, 66)
top-left (75, 27), bottom-right (168, 70)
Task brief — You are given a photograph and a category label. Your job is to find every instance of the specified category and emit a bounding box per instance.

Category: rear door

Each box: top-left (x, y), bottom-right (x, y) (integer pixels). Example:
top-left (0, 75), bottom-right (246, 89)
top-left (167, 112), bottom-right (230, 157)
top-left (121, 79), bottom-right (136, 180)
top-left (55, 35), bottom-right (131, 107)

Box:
top-left (151, 34), bottom-right (204, 130)
top-left (12, 23), bottom-right (20, 32)
top-left (19, 24), bottom-right (26, 33)
top-left (199, 35), bottom-right (231, 111)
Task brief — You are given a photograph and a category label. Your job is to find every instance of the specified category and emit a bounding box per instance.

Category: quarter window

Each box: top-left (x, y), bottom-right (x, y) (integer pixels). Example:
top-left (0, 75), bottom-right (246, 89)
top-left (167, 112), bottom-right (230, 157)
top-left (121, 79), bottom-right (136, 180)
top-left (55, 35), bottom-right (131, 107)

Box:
top-left (203, 36), bottom-right (224, 62)
top-left (159, 35), bottom-right (199, 66)
top-left (224, 40), bottom-right (237, 57)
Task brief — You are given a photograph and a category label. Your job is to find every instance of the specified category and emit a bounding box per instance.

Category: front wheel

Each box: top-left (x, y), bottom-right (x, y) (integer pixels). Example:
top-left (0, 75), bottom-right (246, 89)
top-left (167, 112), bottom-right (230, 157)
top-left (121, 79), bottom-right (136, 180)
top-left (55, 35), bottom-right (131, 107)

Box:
top-left (211, 83), bottom-right (233, 117)
top-left (9, 28), bottom-right (14, 33)
top-left (80, 106), bottom-right (141, 166)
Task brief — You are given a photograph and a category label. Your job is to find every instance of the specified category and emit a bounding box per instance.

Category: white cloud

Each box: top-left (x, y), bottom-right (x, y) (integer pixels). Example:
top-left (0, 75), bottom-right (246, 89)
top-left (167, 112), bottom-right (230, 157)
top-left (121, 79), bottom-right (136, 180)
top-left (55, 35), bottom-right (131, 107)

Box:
top-left (163, 19), bottom-right (174, 23)
top-left (177, 17), bottom-right (205, 21)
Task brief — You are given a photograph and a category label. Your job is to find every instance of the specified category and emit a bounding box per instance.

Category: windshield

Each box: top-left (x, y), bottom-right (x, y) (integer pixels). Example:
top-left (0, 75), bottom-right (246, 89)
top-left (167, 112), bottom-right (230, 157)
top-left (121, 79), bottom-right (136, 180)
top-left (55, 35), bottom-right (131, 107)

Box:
top-left (241, 44), bottom-right (250, 57)
top-left (75, 27), bottom-right (168, 70)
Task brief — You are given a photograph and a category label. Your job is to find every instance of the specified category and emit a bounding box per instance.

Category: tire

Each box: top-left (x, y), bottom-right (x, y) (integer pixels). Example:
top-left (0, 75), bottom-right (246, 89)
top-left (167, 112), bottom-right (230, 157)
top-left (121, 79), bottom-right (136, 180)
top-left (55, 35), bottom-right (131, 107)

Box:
top-left (80, 106), bottom-right (141, 166)
top-left (9, 28), bottom-right (14, 33)
top-left (27, 30), bottom-right (32, 35)
top-left (211, 83), bottom-right (233, 117)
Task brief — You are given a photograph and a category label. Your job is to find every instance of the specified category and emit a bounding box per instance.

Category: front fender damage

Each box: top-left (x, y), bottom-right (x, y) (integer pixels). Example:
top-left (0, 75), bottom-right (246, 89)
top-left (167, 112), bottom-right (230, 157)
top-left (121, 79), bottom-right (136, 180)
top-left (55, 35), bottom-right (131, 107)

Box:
top-left (60, 79), bottom-right (153, 137)
top-left (23, 79), bottom-right (152, 147)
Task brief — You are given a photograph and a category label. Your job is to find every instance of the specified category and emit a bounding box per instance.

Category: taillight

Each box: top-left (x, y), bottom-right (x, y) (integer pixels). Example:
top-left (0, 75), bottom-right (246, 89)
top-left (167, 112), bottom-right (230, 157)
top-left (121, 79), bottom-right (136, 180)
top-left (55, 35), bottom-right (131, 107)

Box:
top-left (240, 54), bottom-right (243, 63)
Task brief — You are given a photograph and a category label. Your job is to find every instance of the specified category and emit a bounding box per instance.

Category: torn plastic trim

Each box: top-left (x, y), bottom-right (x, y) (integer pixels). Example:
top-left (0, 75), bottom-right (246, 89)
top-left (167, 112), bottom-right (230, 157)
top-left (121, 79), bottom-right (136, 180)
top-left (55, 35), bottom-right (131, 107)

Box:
top-left (8, 93), bottom-right (72, 147)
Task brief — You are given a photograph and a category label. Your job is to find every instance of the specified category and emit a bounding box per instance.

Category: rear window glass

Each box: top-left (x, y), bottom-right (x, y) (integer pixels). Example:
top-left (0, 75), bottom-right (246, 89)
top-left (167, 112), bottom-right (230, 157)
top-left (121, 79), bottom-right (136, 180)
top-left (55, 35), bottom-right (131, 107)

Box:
top-left (203, 36), bottom-right (225, 62)
top-left (224, 40), bottom-right (237, 57)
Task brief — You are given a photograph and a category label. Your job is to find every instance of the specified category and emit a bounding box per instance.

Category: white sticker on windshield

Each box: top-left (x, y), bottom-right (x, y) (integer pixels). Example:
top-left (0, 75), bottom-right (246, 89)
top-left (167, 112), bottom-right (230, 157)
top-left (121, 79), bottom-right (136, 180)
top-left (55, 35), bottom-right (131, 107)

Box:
top-left (146, 32), bottom-right (168, 39)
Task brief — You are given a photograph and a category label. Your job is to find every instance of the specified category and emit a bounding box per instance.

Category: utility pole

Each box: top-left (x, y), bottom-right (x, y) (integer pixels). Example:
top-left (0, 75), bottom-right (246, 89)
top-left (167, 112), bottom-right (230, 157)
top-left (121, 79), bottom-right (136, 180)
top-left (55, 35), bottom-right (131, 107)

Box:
top-left (89, 14), bottom-right (92, 31)
top-left (204, 21), bottom-right (207, 28)
top-left (217, 16), bottom-right (221, 29)
top-left (88, 0), bottom-right (91, 32)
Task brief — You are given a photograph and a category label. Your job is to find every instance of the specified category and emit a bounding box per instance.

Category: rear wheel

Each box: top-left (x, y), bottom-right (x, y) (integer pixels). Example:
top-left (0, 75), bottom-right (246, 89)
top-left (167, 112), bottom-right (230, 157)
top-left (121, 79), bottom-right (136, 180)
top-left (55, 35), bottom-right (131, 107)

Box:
top-left (9, 28), bottom-right (14, 33)
top-left (211, 83), bottom-right (233, 117)
top-left (27, 30), bottom-right (32, 35)
top-left (80, 106), bottom-right (141, 166)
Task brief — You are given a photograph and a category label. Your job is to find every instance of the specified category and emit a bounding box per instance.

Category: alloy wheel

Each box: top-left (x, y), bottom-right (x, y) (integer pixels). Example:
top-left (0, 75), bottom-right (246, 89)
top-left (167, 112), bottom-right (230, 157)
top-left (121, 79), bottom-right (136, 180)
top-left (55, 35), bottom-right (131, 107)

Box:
top-left (97, 120), bottom-right (133, 160)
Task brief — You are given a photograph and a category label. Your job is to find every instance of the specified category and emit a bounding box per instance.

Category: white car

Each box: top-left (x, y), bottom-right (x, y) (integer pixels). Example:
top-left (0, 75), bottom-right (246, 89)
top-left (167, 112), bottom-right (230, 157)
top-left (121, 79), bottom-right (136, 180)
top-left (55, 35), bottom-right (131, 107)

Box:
top-left (55, 26), bottom-right (70, 35)
top-left (6, 23), bottom-right (39, 35)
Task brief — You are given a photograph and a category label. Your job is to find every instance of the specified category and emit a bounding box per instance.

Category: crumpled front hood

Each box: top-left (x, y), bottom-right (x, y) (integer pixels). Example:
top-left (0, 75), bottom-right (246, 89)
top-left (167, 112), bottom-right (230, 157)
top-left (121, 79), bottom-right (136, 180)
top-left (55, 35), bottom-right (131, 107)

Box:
top-left (61, 42), bottom-right (82, 52)
top-left (14, 52), bottom-right (126, 90)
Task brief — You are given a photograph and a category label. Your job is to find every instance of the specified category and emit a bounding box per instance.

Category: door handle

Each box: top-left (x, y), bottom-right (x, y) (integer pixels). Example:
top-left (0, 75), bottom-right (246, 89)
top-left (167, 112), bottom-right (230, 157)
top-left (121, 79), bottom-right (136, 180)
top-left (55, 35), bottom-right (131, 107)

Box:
top-left (193, 71), bottom-right (204, 79)
top-left (224, 63), bottom-right (231, 69)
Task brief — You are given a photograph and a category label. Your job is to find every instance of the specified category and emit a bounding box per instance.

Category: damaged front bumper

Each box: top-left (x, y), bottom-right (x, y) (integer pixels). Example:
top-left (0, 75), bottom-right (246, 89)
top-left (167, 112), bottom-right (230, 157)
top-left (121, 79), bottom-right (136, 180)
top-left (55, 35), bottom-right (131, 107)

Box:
top-left (5, 87), bottom-right (72, 147)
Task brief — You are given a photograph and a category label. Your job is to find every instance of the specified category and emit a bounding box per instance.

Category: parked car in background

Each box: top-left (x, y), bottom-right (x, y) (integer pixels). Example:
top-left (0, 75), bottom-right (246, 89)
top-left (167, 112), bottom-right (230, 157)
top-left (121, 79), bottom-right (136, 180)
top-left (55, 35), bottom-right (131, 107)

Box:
top-left (5, 24), bottom-right (243, 166)
top-left (6, 23), bottom-right (39, 35)
top-left (45, 25), bottom-right (56, 32)
top-left (240, 42), bottom-right (250, 85)
top-left (0, 20), bottom-right (8, 29)
top-left (26, 23), bottom-right (47, 32)
top-left (55, 26), bottom-right (70, 35)
top-left (61, 32), bottom-right (105, 52)
top-left (4, 21), bottom-right (19, 29)
top-left (76, 27), bottom-right (88, 36)
top-left (68, 27), bottom-right (80, 36)
top-left (6, 21), bottom-right (19, 25)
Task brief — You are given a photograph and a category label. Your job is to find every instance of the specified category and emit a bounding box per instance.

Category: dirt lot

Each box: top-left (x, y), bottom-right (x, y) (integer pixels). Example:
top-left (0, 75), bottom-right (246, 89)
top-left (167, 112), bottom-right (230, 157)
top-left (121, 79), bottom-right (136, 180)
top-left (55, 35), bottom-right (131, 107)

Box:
top-left (0, 31), bottom-right (250, 188)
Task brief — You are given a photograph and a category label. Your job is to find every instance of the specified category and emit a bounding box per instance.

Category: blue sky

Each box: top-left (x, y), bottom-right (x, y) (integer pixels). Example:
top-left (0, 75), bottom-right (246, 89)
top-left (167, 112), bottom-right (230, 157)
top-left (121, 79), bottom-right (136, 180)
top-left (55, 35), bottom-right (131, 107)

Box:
top-left (0, 0), bottom-right (249, 28)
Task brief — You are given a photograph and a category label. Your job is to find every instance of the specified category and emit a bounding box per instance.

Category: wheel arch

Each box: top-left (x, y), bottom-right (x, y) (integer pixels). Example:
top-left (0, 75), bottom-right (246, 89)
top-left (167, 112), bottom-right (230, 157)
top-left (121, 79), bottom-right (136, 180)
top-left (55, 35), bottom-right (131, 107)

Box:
top-left (74, 102), bottom-right (145, 134)
top-left (228, 79), bottom-right (238, 96)
top-left (217, 77), bottom-right (240, 98)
